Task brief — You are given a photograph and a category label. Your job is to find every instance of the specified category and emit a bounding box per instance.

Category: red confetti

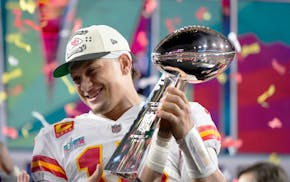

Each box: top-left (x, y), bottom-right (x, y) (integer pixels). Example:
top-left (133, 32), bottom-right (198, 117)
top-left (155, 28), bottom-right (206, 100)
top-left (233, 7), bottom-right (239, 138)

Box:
top-left (2, 126), bottom-right (18, 139)
top-left (221, 136), bottom-right (243, 148)
top-left (137, 31), bottom-right (148, 48)
top-left (195, 7), bottom-right (207, 21)
top-left (231, 72), bottom-right (242, 83)
top-left (65, 103), bottom-right (81, 117)
top-left (23, 19), bottom-right (42, 31)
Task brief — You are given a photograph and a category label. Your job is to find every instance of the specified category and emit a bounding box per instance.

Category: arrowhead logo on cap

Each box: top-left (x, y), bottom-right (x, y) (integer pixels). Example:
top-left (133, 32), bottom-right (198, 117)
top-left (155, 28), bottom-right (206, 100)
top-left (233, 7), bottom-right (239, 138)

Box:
top-left (69, 38), bottom-right (83, 50)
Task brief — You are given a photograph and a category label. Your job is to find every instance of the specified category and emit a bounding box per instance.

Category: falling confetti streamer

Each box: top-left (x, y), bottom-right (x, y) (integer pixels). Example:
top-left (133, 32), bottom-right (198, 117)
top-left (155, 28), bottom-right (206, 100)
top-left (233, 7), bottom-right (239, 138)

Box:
top-left (2, 68), bottom-right (22, 84)
top-left (257, 84), bottom-right (275, 108)
top-left (32, 111), bottom-right (49, 127)
top-left (23, 19), bottom-right (42, 31)
top-left (61, 76), bottom-right (77, 95)
top-left (272, 58), bottom-right (286, 75)
top-left (6, 33), bottom-right (31, 52)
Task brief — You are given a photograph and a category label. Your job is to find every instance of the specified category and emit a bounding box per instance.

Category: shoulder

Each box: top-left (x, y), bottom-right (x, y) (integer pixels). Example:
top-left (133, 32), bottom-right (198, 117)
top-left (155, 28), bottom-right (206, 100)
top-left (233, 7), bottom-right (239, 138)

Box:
top-left (35, 117), bottom-right (78, 140)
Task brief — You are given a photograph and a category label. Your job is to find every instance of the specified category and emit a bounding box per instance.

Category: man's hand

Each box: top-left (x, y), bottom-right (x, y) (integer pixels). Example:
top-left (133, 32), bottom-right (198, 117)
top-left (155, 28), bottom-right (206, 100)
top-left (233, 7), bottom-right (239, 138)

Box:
top-left (17, 170), bottom-right (30, 182)
top-left (88, 164), bottom-right (103, 182)
top-left (156, 86), bottom-right (194, 140)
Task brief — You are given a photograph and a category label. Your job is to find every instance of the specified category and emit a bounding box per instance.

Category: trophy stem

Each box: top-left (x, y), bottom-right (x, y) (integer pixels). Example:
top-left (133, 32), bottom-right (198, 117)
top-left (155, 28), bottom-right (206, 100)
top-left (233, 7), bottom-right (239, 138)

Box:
top-left (104, 73), bottom-right (180, 181)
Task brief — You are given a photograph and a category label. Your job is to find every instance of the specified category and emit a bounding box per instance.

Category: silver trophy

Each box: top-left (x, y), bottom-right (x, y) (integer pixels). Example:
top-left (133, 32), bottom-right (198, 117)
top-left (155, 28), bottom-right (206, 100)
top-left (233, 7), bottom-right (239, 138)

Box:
top-left (105, 25), bottom-right (236, 181)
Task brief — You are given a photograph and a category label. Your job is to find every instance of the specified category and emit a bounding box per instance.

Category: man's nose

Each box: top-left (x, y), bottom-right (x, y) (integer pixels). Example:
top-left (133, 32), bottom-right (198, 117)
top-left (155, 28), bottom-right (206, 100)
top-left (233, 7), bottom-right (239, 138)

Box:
top-left (81, 76), bottom-right (93, 91)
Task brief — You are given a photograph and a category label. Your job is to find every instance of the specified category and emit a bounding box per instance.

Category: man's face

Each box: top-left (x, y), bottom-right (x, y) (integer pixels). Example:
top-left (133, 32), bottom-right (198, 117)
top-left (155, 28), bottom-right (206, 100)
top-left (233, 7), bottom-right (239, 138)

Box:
top-left (70, 58), bottom-right (125, 116)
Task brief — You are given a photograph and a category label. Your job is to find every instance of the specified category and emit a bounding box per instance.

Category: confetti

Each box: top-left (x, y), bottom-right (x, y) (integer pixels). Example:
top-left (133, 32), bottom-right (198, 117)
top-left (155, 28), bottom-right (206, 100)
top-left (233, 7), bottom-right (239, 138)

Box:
top-left (268, 117), bottom-right (282, 129)
top-left (0, 91), bottom-right (7, 103)
top-left (221, 136), bottom-right (243, 149)
top-left (61, 76), bottom-right (77, 95)
top-left (269, 153), bottom-right (280, 165)
top-left (8, 55), bottom-right (19, 66)
top-left (19, 0), bottom-right (36, 14)
top-left (228, 32), bottom-right (241, 52)
top-left (43, 61), bottom-right (58, 75)
top-left (241, 42), bottom-right (260, 58)
top-left (2, 126), bottom-right (18, 139)
top-left (165, 17), bottom-right (180, 33)
top-left (12, 9), bottom-right (22, 28)
top-left (257, 84), bottom-right (275, 108)
top-left (137, 31), bottom-right (148, 48)
top-left (272, 58), bottom-right (286, 75)
top-left (32, 111), bottom-right (49, 127)
top-left (144, 0), bottom-right (157, 16)
top-left (7, 84), bottom-right (23, 96)
top-left (23, 19), bottom-right (42, 31)
top-left (217, 73), bottom-right (227, 84)
top-left (65, 103), bottom-right (81, 117)
top-left (195, 7), bottom-right (207, 21)
top-left (2, 68), bottom-right (22, 84)
top-left (231, 72), bottom-right (242, 83)
top-left (6, 33), bottom-right (31, 52)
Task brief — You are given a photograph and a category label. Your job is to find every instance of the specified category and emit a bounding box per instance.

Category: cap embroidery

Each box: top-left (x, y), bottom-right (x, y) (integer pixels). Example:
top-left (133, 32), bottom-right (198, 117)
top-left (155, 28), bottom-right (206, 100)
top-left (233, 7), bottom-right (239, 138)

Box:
top-left (110, 39), bottom-right (118, 45)
top-left (69, 38), bottom-right (83, 48)
top-left (85, 36), bottom-right (92, 42)
top-left (73, 29), bottom-right (88, 36)
top-left (67, 44), bottom-right (86, 59)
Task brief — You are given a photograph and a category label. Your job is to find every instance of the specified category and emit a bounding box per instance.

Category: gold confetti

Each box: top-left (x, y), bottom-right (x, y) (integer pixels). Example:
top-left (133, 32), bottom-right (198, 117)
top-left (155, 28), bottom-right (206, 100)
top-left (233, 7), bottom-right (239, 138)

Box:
top-left (2, 68), bottom-right (22, 84)
top-left (0, 91), bottom-right (7, 103)
top-left (61, 76), bottom-right (76, 95)
top-left (241, 42), bottom-right (260, 58)
top-left (257, 84), bottom-right (275, 108)
top-left (217, 73), bottom-right (227, 84)
top-left (6, 33), bottom-right (31, 52)
top-left (19, 0), bottom-right (36, 14)
top-left (269, 153), bottom-right (280, 165)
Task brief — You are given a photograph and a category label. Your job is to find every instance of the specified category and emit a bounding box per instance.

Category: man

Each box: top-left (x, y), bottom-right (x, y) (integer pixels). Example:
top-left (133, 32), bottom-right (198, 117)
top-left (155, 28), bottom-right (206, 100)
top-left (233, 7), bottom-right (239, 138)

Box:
top-left (31, 25), bottom-right (225, 182)
top-left (237, 162), bottom-right (288, 182)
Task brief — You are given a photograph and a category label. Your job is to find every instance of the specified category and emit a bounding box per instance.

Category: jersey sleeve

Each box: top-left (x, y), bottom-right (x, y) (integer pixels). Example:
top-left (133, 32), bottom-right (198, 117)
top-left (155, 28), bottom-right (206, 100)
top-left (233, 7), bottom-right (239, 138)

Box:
top-left (31, 125), bottom-right (68, 182)
top-left (190, 102), bottom-right (222, 154)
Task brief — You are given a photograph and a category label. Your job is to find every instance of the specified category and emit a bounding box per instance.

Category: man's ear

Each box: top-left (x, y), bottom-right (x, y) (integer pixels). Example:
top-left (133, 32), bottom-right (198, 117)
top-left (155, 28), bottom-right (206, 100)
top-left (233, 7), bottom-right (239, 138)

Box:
top-left (119, 54), bottom-right (132, 75)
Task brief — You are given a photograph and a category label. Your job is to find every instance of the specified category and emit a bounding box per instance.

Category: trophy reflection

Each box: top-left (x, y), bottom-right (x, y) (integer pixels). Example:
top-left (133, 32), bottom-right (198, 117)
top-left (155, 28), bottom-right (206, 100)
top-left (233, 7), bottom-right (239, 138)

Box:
top-left (105, 25), bottom-right (236, 181)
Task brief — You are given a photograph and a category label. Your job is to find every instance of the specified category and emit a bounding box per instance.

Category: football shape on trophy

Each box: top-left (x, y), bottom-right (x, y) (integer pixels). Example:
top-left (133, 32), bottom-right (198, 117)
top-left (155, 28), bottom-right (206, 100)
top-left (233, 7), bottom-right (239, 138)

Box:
top-left (152, 25), bottom-right (236, 83)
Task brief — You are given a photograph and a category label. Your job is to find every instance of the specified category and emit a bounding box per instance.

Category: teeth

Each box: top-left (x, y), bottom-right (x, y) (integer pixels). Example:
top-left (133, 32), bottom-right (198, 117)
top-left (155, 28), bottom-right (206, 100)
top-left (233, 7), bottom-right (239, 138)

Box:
top-left (86, 88), bottom-right (101, 99)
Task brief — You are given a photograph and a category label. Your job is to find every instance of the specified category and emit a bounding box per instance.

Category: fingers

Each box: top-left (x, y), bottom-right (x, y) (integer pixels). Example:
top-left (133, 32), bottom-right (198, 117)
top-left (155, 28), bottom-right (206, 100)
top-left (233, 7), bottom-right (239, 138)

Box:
top-left (17, 170), bottom-right (30, 182)
top-left (88, 164), bottom-right (103, 182)
top-left (158, 86), bottom-right (189, 117)
top-left (156, 86), bottom-right (193, 140)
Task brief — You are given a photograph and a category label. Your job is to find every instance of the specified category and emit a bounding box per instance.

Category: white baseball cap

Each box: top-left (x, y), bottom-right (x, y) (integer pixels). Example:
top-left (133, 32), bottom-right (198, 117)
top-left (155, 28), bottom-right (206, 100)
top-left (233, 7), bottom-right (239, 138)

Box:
top-left (53, 25), bottom-right (131, 77)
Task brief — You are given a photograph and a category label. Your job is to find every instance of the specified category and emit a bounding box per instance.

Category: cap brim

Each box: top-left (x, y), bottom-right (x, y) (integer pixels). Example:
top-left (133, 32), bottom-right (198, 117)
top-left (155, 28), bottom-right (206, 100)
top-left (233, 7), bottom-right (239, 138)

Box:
top-left (53, 52), bottom-right (110, 78)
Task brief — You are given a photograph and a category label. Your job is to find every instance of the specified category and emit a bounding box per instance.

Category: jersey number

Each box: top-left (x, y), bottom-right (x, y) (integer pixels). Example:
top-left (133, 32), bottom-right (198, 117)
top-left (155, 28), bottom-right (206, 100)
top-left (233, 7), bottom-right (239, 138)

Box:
top-left (76, 145), bottom-right (128, 182)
